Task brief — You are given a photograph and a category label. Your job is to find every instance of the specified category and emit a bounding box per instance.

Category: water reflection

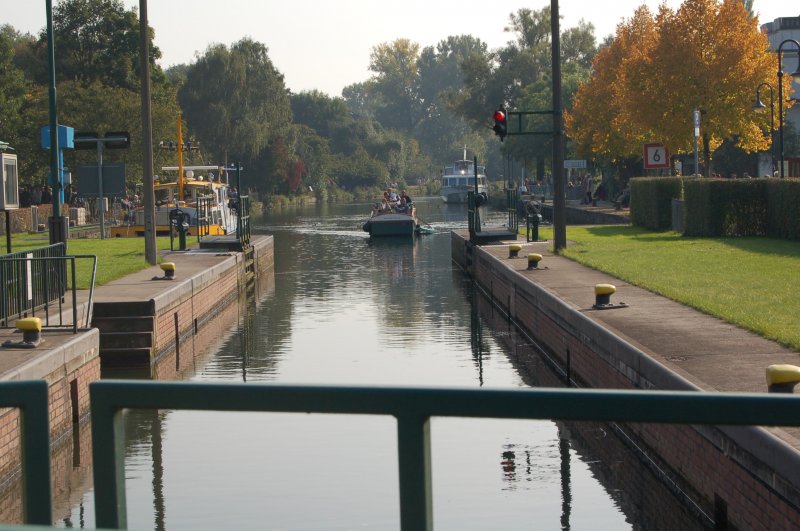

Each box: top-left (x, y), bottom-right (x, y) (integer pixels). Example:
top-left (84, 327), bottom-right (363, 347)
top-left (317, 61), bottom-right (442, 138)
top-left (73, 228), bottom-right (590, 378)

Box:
top-left (55, 198), bottom-right (702, 529)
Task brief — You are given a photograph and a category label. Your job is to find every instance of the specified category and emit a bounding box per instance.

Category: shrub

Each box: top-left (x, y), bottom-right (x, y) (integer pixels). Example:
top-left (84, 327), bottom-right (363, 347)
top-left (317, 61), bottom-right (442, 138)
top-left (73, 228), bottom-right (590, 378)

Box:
top-left (683, 178), bottom-right (769, 237)
top-left (629, 177), bottom-right (682, 230)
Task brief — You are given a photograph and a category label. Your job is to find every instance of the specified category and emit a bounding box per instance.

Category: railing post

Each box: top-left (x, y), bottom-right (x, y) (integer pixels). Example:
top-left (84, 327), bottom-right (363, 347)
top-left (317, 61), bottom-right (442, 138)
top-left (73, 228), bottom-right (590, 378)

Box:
top-left (19, 380), bottom-right (52, 525)
top-left (396, 414), bottom-right (433, 531)
top-left (91, 387), bottom-right (129, 529)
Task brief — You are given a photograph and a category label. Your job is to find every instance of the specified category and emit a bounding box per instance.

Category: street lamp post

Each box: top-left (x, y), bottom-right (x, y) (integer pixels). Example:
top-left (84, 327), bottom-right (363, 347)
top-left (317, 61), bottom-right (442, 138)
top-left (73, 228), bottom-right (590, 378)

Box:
top-left (753, 82), bottom-right (775, 175)
top-left (776, 39), bottom-right (800, 178)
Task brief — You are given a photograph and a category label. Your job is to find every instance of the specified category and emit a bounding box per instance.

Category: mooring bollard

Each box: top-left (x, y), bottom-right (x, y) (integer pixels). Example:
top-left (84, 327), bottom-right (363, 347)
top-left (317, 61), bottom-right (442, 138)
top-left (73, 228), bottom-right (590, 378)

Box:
top-left (2, 317), bottom-right (43, 349)
top-left (527, 253), bottom-right (543, 270)
top-left (594, 283), bottom-right (616, 306)
top-left (766, 364), bottom-right (800, 393)
top-left (509, 244), bottom-right (523, 258)
top-left (153, 262), bottom-right (176, 281)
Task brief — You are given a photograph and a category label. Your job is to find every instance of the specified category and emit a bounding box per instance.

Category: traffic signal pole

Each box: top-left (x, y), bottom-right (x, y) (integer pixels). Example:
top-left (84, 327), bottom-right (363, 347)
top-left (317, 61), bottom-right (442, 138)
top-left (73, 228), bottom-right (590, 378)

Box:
top-left (45, 0), bottom-right (66, 247)
top-left (489, 1), bottom-right (566, 251)
top-left (139, 0), bottom-right (157, 265)
top-left (551, 0), bottom-right (566, 251)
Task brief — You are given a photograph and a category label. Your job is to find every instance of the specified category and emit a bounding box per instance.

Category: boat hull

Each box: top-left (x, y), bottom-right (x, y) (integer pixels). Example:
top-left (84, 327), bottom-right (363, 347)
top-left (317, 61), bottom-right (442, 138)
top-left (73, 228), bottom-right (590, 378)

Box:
top-left (108, 224), bottom-right (230, 238)
top-left (441, 186), bottom-right (488, 204)
top-left (363, 213), bottom-right (416, 238)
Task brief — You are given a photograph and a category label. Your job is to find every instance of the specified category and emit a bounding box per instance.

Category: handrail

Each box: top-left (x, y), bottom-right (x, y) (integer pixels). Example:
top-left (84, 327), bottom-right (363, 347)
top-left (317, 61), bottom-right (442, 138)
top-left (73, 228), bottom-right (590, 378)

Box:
top-left (0, 254), bottom-right (97, 332)
top-left (89, 381), bottom-right (800, 530)
top-left (0, 381), bottom-right (51, 525)
top-left (236, 194), bottom-right (251, 249)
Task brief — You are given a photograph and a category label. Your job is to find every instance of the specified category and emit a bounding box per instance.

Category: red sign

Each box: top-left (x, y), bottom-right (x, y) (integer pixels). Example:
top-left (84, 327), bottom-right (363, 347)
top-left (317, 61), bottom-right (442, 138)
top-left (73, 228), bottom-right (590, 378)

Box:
top-left (643, 143), bottom-right (669, 169)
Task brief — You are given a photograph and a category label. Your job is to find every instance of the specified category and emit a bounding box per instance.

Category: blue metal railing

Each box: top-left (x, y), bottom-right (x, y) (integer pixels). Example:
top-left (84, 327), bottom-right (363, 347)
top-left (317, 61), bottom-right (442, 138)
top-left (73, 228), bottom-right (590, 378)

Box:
top-left (87, 381), bottom-right (800, 530)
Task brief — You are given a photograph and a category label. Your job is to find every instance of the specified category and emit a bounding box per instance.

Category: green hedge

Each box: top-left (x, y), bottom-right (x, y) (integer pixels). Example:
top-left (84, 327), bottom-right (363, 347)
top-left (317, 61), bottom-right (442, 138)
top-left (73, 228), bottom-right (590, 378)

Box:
top-left (766, 180), bottom-right (800, 240)
top-left (683, 179), bottom-right (768, 236)
top-left (629, 177), bottom-right (682, 230)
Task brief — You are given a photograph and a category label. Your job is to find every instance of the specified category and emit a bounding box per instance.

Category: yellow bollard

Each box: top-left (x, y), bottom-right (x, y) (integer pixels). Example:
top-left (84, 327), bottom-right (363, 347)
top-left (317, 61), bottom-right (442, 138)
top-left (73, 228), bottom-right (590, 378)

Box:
top-left (766, 364), bottom-right (800, 393)
top-left (2, 317), bottom-right (43, 348)
top-left (152, 262), bottom-right (176, 281)
top-left (527, 253), bottom-right (543, 270)
top-left (509, 244), bottom-right (523, 258)
top-left (594, 284), bottom-right (616, 306)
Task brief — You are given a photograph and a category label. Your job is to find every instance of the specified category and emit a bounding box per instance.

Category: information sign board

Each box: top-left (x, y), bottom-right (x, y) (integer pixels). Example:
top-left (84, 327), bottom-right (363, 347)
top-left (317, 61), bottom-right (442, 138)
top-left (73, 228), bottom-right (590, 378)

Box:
top-left (643, 143), bottom-right (669, 169)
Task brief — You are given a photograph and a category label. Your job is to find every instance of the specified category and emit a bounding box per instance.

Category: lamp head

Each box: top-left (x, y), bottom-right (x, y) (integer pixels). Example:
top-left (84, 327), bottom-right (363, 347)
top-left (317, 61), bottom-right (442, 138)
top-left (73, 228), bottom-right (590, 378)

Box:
top-left (753, 98), bottom-right (767, 110)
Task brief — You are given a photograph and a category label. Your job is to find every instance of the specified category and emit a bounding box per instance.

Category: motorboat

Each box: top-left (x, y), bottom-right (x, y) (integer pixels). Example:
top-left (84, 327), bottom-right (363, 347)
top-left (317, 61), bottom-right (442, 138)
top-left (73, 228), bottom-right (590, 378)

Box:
top-left (440, 147), bottom-right (489, 203)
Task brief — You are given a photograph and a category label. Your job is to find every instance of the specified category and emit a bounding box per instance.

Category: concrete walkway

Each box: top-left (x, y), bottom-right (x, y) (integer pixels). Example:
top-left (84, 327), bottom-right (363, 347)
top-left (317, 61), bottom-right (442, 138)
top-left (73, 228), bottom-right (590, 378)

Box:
top-left (475, 236), bottom-right (800, 446)
top-left (0, 248), bottom-right (236, 379)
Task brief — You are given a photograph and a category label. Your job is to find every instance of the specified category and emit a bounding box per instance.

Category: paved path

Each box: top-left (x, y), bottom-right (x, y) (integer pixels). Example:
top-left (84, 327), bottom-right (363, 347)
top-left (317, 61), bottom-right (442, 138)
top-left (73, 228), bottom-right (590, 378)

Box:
top-left (476, 236), bottom-right (800, 446)
top-left (0, 248), bottom-right (235, 378)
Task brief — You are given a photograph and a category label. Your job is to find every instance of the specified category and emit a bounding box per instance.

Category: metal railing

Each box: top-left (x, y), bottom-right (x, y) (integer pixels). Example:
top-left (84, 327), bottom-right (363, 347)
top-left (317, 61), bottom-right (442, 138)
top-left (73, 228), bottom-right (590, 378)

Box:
top-left (196, 194), bottom-right (213, 240)
top-left (0, 245), bottom-right (97, 331)
top-left (87, 381), bottom-right (800, 530)
top-left (0, 381), bottom-right (51, 526)
top-left (236, 194), bottom-right (251, 249)
top-left (506, 188), bottom-right (519, 232)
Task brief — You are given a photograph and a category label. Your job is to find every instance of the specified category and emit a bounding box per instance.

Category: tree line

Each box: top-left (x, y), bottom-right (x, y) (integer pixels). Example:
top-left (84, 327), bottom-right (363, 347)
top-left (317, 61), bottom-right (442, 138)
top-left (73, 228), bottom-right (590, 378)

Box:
top-left (0, 0), bottom-right (792, 202)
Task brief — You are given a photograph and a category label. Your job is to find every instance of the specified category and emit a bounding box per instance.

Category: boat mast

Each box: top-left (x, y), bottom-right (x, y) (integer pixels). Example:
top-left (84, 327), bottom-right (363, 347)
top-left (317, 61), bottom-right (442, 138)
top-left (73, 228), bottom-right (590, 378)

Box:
top-left (177, 115), bottom-right (184, 202)
top-left (463, 145), bottom-right (467, 161)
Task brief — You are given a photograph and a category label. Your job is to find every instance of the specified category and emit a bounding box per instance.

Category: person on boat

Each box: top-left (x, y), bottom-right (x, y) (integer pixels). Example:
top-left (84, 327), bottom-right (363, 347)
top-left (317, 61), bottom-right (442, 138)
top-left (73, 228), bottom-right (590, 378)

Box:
top-left (388, 188), bottom-right (399, 203)
top-left (400, 190), bottom-right (412, 206)
top-left (397, 197), bottom-right (409, 213)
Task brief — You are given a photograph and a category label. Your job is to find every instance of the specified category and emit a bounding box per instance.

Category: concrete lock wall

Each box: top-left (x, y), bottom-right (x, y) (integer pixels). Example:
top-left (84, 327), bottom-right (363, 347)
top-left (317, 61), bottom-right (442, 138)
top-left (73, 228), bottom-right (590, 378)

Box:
top-left (151, 237), bottom-right (274, 372)
top-left (452, 232), bottom-right (800, 529)
top-left (0, 329), bottom-right (100, 510)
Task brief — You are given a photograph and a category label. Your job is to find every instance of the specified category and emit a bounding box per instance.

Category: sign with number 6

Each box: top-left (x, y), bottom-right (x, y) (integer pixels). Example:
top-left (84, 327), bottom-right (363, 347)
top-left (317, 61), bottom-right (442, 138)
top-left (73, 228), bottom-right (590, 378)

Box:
top-left (644, 143), bottom-right (670, 169)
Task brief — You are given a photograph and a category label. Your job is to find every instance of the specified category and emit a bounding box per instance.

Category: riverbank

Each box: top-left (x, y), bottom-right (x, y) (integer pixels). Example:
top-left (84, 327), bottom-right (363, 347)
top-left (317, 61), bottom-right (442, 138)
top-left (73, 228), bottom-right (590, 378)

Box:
top-left (452, 230), bottom-right (800, 529)
top-left (0, 235), bottom-right (274, 521)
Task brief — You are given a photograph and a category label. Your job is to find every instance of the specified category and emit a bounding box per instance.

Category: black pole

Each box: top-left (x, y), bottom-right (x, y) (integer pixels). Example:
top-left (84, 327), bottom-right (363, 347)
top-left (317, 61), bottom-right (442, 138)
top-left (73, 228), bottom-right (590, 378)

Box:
top-left (140, 0), bottom-right (157, 264)
top-left (776, 39), bottom-right (800, 178)
top-left (769, 89), bottom-right (775, 175)
top-left (551, 0), bottom-right (566, 251)
top-left (755, 83), bottom-right (775, 175)
top-left (45, 0), bottom-right (65, 247)
top-left (778, 57), bottom-right (785, 178)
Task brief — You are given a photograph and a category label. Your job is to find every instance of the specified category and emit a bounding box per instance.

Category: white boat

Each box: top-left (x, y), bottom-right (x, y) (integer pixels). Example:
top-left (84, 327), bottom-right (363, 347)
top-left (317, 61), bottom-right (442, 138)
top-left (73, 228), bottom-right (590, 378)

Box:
top-left (109, 165), bottom-right (238, 238)
top-left (440, 147), bottom-right (489, 203)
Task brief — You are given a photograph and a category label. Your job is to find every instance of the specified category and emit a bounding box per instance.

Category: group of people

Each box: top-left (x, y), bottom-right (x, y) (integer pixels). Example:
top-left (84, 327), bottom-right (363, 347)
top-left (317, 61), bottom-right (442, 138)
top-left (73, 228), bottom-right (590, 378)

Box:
top-left (19, 184), bottom-right (54, 207)
top-left (375, 188), bottom-right (413, 214)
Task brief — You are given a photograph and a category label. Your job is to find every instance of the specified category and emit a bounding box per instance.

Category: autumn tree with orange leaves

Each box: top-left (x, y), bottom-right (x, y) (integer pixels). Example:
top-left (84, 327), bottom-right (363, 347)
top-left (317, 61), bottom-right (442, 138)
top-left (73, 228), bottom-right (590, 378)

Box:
top-left (566, 0), bottom-right (786, 176)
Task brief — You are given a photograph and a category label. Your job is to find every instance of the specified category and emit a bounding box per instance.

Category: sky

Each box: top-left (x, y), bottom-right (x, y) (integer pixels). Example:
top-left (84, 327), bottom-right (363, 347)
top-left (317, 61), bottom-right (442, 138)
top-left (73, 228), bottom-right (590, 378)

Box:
top-left (1, 0), bottom-right (791, 96)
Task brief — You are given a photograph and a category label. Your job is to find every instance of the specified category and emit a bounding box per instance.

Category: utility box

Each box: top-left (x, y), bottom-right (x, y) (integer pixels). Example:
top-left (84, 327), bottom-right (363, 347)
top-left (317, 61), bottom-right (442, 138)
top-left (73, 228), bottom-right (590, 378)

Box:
top-left (1, 153), bottom-right (19, 210)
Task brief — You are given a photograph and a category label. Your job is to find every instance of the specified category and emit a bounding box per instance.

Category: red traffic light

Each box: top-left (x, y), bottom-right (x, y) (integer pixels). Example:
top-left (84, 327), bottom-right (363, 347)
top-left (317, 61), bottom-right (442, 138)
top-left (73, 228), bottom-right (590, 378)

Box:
top-left (492, 106), bottom-right (508, 141)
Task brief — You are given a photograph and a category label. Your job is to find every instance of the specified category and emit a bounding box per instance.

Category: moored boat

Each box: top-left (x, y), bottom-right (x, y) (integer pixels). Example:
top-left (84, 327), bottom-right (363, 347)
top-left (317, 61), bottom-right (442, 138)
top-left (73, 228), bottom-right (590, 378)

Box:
top-left (109, 165), bottom-right (238, 237)
top-left (440, 147), bottom-right (489, 203)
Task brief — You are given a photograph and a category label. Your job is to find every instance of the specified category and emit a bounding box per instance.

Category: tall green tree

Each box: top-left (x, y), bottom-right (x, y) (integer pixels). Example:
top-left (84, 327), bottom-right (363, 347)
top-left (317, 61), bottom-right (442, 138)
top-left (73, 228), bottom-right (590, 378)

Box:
top-left (178, 38), bottom-right (292, 192)
top-left (0, 26), bottom-right (28, 152)
top-left (449, 7), bottom-right (597, 178)
top-left (367, 39), bottom-right (421, 132)
top-left (416, 35), bottom-right (489, 164)
top-left (25, 0), bottom-right (164, 90)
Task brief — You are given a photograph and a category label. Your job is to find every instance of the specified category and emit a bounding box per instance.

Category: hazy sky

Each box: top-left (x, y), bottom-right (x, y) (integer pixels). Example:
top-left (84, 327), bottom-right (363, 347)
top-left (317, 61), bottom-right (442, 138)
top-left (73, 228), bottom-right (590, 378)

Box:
top-left (2, 0), bottom-right (790, 96)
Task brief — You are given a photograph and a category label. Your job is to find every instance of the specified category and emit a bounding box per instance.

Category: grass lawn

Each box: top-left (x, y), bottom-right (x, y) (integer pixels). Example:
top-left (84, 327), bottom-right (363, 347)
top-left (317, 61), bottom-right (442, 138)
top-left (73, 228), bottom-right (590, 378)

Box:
top-left (8, 232), bottom-right (182, 288)
top-left (531, 225), bottom-right (800, 351)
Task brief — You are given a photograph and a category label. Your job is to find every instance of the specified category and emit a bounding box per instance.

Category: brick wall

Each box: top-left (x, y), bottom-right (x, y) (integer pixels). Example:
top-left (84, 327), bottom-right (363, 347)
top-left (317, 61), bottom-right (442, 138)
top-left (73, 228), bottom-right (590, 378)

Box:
top-left (0, 205), bottom-right (72, 236)
top-left (0, 343), bottom-right (99, 520)
top-left (455, 232), bottom-right (800, 529)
